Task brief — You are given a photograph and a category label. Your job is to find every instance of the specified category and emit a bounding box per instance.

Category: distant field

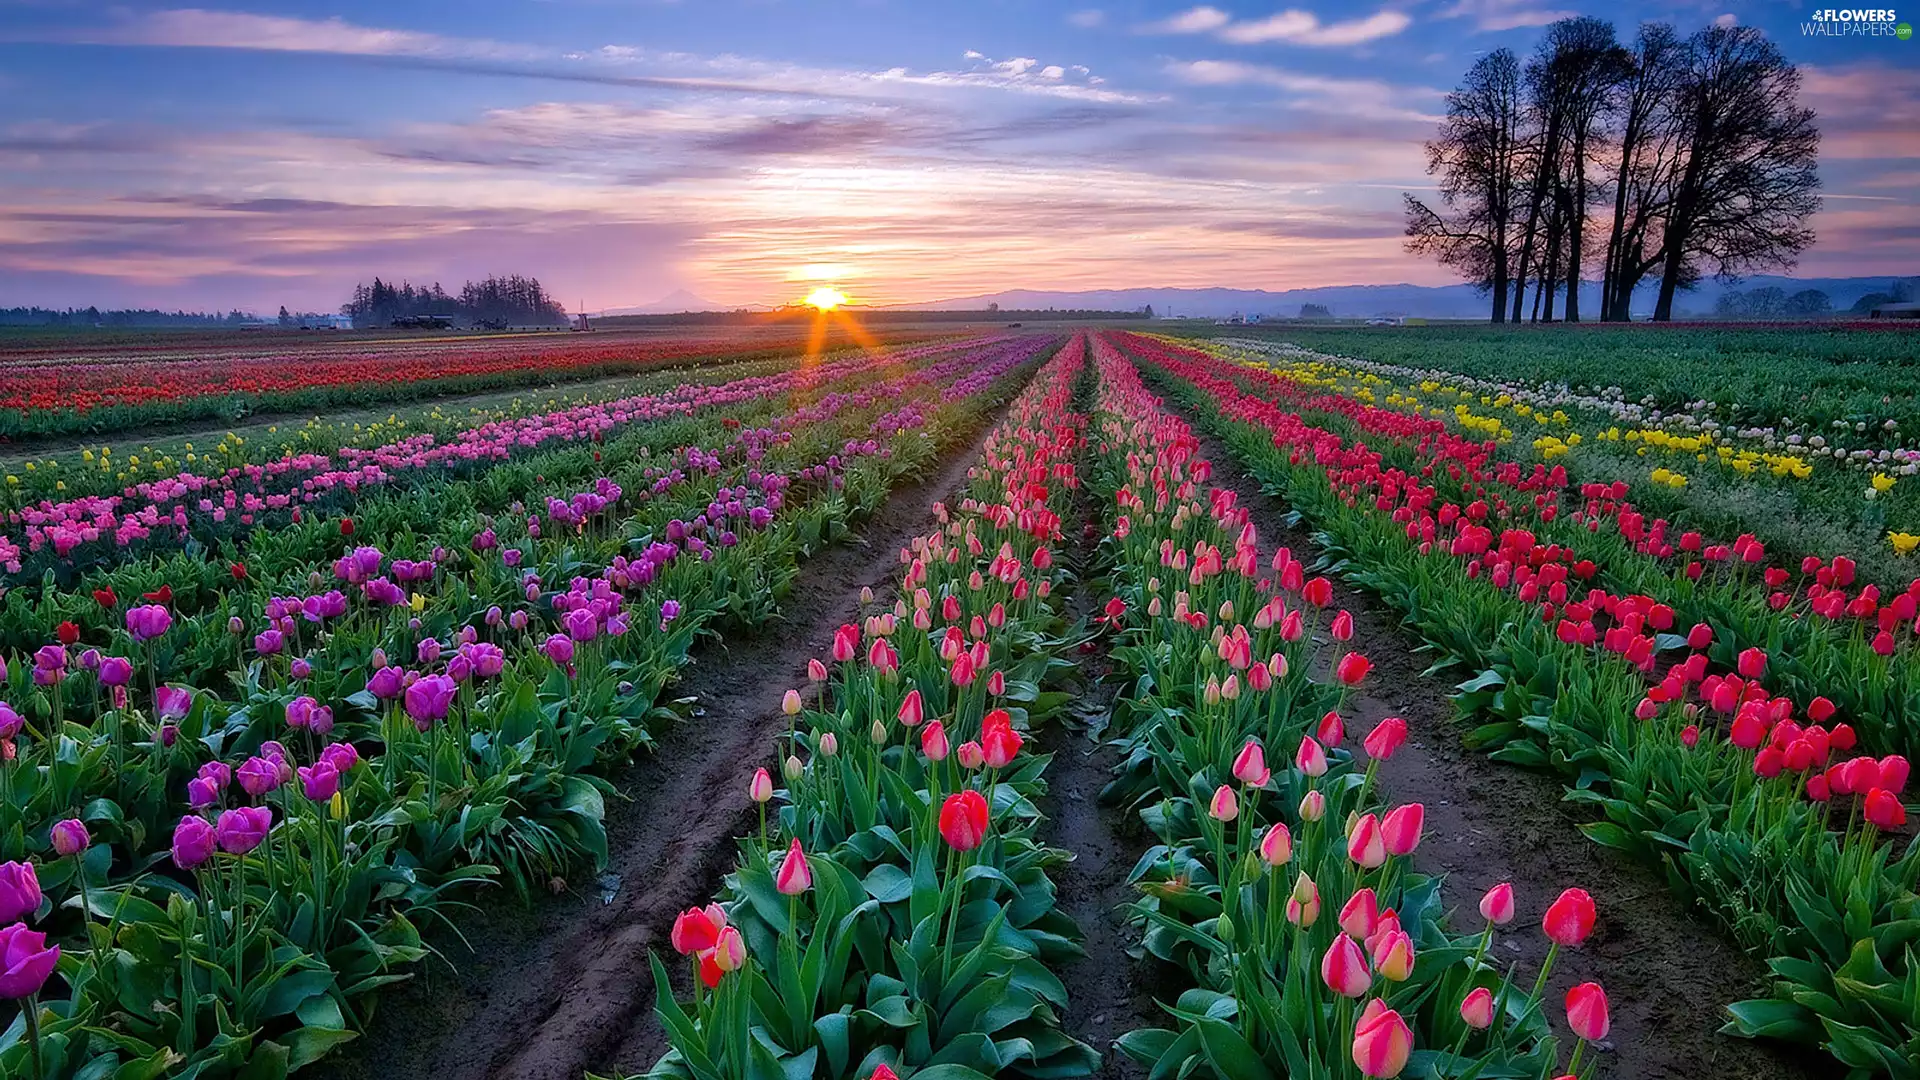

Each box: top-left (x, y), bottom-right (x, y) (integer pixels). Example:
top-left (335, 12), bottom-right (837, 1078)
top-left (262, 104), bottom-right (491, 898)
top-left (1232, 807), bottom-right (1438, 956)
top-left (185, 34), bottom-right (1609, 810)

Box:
top-left (0, 322), bottom-right (953, 441)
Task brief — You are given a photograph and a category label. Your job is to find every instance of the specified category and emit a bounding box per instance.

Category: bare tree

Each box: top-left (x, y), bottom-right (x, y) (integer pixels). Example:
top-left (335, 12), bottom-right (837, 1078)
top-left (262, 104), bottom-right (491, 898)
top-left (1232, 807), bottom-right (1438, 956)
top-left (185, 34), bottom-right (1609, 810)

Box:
top-left (1404, 49), bottom-right (1526, 322)
top-left (1599, 23), bottom-right (1687, 321)
top-left (1652, 25), bottom-right (1821, 321)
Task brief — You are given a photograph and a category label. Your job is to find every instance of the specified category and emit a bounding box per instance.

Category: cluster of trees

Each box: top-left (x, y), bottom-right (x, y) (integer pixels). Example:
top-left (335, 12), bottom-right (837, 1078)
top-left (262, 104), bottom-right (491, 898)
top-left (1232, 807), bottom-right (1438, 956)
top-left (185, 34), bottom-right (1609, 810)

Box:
top-left (1405, 19), bottom-right (1820, 323)
top-left (341, 274), bottom-right (569, 328)
top-left (1851, 278), bottom-right (1920, 314)
top-left (0, 307), bottom-right (247, 328)
top-left (1713, 286), bottom-right (1831, 318)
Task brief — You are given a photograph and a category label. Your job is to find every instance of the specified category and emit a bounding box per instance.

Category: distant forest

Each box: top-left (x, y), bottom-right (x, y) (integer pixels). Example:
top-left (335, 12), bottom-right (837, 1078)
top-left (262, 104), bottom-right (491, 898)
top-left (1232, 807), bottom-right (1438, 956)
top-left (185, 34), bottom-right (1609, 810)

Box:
top-left (0, 307), bottom-right (247, 327)
top-left (342, 274), bottom-right (569, 327)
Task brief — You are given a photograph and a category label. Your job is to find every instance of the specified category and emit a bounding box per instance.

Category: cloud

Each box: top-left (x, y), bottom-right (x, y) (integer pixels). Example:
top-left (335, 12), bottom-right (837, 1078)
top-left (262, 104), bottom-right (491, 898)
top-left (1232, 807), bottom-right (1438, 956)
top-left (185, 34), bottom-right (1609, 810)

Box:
top-left (1142, 6), bottom-right (1232, 34)
top-left (78, 7), bottom-right (541, 61)
top-left (1436, 0), bottom-right (1575, 32)
top-left (1164, 59), bottom-right (1441, 122)
top-left (1140, 5), bottom-right (1411, 46)
top-left (1799, 62), bottom-right (1920, 161)
top-left (1067, 9), bottom-right (1106, 28)
top-left (1218, 9), bottom-right (1412, 46)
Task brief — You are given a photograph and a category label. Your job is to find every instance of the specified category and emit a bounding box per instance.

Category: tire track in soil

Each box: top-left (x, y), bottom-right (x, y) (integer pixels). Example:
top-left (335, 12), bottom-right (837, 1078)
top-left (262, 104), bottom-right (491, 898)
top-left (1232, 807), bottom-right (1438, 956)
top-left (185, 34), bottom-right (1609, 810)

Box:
top-left (312, 405), bottom-right (1013, 1080)
top-left (1173, 409), bottom-right (1820, 1080)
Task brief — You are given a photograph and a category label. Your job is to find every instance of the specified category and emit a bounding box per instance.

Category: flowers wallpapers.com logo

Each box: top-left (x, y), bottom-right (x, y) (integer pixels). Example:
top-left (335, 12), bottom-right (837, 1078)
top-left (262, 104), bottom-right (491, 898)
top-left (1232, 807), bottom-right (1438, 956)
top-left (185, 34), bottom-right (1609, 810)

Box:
top-left (1800, 8), bottom-right (1911, 36)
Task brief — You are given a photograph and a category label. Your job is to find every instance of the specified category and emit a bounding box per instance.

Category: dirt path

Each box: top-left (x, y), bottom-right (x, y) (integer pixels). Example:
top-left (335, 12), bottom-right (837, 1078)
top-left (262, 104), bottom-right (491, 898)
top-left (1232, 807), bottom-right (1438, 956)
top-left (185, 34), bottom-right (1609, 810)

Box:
top-left (1176, 413), bottom-right (1819, 1080)
top-left (313, 408), bottom-right (1009, 1080)
top-left (1031, 484), bottom-right (1162, 1079)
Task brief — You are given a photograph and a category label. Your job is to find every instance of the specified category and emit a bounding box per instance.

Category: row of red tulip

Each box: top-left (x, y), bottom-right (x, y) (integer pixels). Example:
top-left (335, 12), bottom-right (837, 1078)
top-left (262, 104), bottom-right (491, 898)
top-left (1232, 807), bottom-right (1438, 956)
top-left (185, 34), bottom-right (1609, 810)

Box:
top-left (1086, 334), bottom-right (1610, 1080)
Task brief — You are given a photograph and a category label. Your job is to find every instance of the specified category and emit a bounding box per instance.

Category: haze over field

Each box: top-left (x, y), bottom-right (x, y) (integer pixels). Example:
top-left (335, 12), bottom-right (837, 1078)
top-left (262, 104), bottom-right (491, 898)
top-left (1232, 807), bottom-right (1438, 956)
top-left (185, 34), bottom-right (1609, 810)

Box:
top-left (2, 1), bottom-right (1915, 314)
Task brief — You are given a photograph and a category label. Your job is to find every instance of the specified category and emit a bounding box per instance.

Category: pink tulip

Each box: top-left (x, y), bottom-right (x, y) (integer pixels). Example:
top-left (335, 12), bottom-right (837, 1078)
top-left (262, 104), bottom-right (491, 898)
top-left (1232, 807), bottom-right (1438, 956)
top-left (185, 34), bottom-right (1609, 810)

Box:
top-left (897, 689), bottom-right (924, 727)
top-left (172, 816), bottom-right (215, 869)
top-left (0, 863), bottom-right (41, 924)
top-left (749, 768), bottom-right (774, 803)
top-left (1363, 716), bottom-right (1408, 761)
top-left (1542, 887), bottom-right (1596, 946)
top-left (1207, 784), bottom-right (1239, 822)
top-left (1347, 813), bottom-right (1386, 869)
top-left (1460, 986), bottom-right (1494, 1029)
top-left (1298, 789), bottom-right (1326, 822)
top-left (1351, 998), bottom-right (1413, 1078)
top-left (1259, 823), bottom-right (1292, 866)
top-left (956, 740), bottom-right (986, 770)
top-left (1317, 710), bottom-right (1345, 746)
top-left (1321, 932), bottom-right (1372, 997)
top-left (1232, 739), bottom-right (1271, 787)
top-left (921, 721), bottom-right (950, 761)
top-left (1371, 929), bottom-right (1415, 982)
top-left (1479, 882), bottom-right (1515, 925)
top-left (1339, 887), bottom-right (1379, 939)
top-left (50, 819), bottom-right (89, 857)
top-left (1296, 735), bottom-right (1328, 777)
top-left (1565, 981), bottom-right (1610, 1041)
top-left (1737, 647), bottom-right (1767, 679)
top-left (712, 925), bottom-right (748, 973)
top-left (1865, 788), bottom-right (1907, 830)
top-left (775, 839), bottom-right (813, 895)
top-left (1286, 872), bottom-right (1321, 926)
top-left (1380, 803), bottom-right (1424, 857)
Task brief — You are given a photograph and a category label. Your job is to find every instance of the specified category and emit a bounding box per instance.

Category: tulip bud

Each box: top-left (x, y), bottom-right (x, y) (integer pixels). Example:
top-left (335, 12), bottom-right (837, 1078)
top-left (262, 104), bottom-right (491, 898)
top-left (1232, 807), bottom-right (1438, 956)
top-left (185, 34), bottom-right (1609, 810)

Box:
top-left (1346, 813), bottom-right (1386, 869)
top-left (1565, 982), bottom-right (1611, 1041)
top-left (1259, 823), bottom-right (1292, 866)
top-left (1542, 887), bottom-right (1597, 946)
top-left (749, 768), bottom-right (774, 803)
top-left (1208, 784), bottom-right (1239, 822)
top-left (1479, 882), bottom-right (1515, 924)
top-left (1460, 986), bottom-right (1494, 1029)
top-left (1321, 933), bottom-right (1370, 997)
top-left (51, 818), bottom-right (90, 857)
top-left (1299, 789), bottom-right (1326, 822)
top-left (783, 754), bottom-right (803, 781)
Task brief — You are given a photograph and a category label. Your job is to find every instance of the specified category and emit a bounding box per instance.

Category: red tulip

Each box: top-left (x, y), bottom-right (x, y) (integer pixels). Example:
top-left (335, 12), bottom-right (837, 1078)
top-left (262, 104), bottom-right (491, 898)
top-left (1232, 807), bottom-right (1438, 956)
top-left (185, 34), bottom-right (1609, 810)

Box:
top-left (1737, 647), bottom-right (1767, 679)
top-left (1334, 653), bottom-right (1372, 686)
top-left (1363, 717), bottom-right (1408, 761)
top-left (1881, 755), bottom-right (1911, 793)
top-left (1687, 622), bottom-right (1713, 650)
top-left (1321, 932), bottom-right (1371, 997)
top-left (775, 840), bottom-right (812, 895)
top-left (1317, 710), bottom-right (1345, 746)
top-left (56, 621), bottom-right (80, 645)
top-left (1542, 887), bottom-right (1596, 946)
top-left (92, 588), bottom-right (117, 608)
top-left (1865, 788), bottom-right (1907, 830)
top-left (671, 906), bottom-right (724, 954)
top-left (939, 789), bottom-right (990, 851)
top-left (1565, 981), bottom-right (1611, 1041)
top-left (1808, 697), bottom-right (1837, 723)
top-left (339, 517), bottom-right (355, 536)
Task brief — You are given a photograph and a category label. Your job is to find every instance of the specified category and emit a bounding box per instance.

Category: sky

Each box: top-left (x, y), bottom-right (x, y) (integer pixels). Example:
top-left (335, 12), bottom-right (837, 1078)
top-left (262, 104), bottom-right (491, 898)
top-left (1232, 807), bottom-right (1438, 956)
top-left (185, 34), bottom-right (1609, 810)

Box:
top-left (1, 0), bottom-right (1915, 312)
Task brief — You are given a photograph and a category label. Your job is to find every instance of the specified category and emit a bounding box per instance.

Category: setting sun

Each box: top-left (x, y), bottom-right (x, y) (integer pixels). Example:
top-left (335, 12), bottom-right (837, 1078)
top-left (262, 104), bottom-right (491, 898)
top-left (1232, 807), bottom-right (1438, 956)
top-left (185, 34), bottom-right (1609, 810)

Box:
top-left (803, 286), bottom-right (848, 311)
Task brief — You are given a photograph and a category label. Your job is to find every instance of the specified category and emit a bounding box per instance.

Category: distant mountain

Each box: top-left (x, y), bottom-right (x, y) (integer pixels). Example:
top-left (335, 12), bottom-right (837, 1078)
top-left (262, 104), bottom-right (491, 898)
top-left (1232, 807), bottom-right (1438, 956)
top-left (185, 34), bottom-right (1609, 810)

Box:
top-left (895, 276), bottom-right (1912, 320)
top-left (600, 289), bottom-right (730, 315)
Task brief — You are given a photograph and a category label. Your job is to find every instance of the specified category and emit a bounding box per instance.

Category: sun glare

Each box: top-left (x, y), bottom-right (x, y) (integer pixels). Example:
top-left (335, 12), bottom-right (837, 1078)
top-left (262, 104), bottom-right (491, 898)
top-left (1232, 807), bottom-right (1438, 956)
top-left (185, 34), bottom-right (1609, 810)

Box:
top-left (803, 286), bottom-right (848, 311)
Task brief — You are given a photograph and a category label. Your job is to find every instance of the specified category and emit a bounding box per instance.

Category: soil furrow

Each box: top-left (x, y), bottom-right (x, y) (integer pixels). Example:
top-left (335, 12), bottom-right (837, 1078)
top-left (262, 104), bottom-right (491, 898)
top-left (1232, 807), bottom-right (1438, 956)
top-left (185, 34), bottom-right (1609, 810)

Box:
top-left (313, 409), bottom-right (1007, 1080)
top-left (1172, 407), bottom-right (1817, 1080)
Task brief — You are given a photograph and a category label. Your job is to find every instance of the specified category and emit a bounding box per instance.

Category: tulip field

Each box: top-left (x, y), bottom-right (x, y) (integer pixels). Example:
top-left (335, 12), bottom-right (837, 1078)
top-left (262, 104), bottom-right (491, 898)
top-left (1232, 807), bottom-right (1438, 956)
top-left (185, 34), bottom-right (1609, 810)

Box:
top-left (0, 323), bottom-right (1914, 1080)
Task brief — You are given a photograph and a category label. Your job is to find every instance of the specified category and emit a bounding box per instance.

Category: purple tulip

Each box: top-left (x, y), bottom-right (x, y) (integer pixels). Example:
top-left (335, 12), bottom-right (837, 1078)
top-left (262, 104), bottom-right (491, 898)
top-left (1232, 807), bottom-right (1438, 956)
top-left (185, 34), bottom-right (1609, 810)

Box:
top-left (606, 612), bottom-right (630, 638)
top-left (171, 815), bottom-right (216, 869)
top-left (196, 760), bottom-right (231, 790)
top-left (0, 703), bottom-right (21, 740)
top-left (285, 696), bottom-right (322, 730)
top-left (0, 862), bottom-right (41, 924)
top-left (237, 756), bottom-right (282, 798)
top-left (503, 548), bottom-right (523, 568)
top-left (228, 616), bottom-right (245, 635)
top-left (260, 741), bottom-right (295, 782)
top-left (97, 655), bottom-right (134, 687)
top-left (308, 705), bottom-right (334, 735)
top-left (509, 610), bottom-right (529, 631)
top-left (298, 761), bottom-right (340, 802)
top-left (0, 923), bottom-right (60, 1000)
top-left (366, 666), bottom-right (405, 700)
top-left (660, 600), bottom-right (682, 623)
top-left (403, 674), bottom-right (457, 726)
top-left (417, 638), bottom-right (443, 665)
top-left (467, 643), bottom-right (505, 678)
top-left (320, 742), bottom-right (360, 774)
top-left (158, 724), bottom-right (178, 748)
top-left (155, 686), bottom-right (192, 721)
top-left (50, 819), bottom-right (89, 857)
top-left (564, 609), bottom-right (599, 643)
top-left (290, 657), bottom-right (313, 680)
top-left (187, 776), bottom-right (220, 808)
top-left (125, 604), bottom-right (173, 641)
top-left (215, 807), bottom-right (271, 855)
top-left (485, 605), bottom-right (503, 627)
top-left (542, 634), bottom-right (575, 667)
top-left (33, 645), bottom-right (67, 675)
top-left (446, 654), bottom-right (473, 683)
top-left (254, 629), bottom-right (284, 656)
top-left (78, 648), bottom-right (102, 672)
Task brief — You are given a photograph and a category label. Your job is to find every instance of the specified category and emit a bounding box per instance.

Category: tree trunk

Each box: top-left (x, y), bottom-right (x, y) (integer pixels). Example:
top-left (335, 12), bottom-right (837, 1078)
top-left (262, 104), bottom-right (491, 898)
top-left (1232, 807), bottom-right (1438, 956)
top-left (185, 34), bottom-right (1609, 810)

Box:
top-left (1564, 141), bottom-right (1585, 323)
